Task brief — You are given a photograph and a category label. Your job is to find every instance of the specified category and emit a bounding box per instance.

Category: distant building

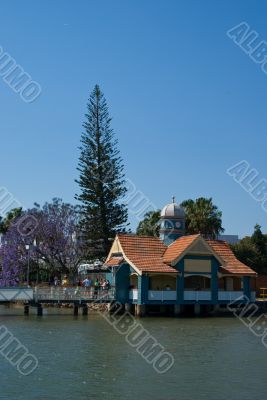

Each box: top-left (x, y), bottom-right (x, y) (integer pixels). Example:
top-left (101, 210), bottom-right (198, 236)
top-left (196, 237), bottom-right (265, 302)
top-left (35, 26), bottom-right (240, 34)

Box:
top-left (217, 235), bottom-right (239, 245)
top-left (105, 200), bottom-right (256, 316)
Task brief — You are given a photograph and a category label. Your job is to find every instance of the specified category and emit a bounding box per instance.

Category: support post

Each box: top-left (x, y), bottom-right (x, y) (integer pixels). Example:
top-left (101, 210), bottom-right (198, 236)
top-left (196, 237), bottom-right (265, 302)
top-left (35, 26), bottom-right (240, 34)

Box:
top-left (177, 265), bottom-right (184, 304)
top-left (159, 305), bottom-right (166, 314)
top-left (135, 304), bottom-right (146, 317)
top-left (24, 304), bottom-right (29, 315)
top-left (243, 277), bottom-right (251, 300)
top-left (125, 303), bottom-right (132, 314)
top-left (82, 304), bottom-right (88, 316)
top-left (174, 304), bottom-right (183, 316)
top-left (73, 304), bottom-right (79, 316)
top-left (213, 304), bottom-right (220, 313)
top-left (37, 304), bottom-right (43, 316)
top-left (138, 275), bottom-right (149, 305)
top-left (211, 258), bottom-right (219, 304)
top-left (194, 303), bottom-right (201, 315)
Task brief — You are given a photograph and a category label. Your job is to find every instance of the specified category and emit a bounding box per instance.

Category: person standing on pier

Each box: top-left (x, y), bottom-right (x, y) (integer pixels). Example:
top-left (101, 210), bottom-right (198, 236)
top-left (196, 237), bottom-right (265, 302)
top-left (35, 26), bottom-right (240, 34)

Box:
top-left (94, 278), bottom-right (100, 299)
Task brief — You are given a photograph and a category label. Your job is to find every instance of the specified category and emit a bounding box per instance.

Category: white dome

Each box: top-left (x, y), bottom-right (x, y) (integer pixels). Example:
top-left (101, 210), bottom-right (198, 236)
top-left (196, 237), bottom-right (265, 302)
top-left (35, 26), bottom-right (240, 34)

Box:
top-left (161, 203), bottom-right (185, 219)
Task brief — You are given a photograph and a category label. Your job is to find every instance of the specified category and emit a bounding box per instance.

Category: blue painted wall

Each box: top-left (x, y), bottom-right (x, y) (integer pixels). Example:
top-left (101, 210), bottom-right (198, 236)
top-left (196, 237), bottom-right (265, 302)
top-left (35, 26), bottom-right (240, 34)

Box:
top-left (211, 257), bottom-right (219, 304)
top-left (175, 259), bottom-right (184, 303)
top-left (115, 264), bottom-right (130, 304)
top-left (243, 276), bottom-right (251, 299)
top-left (174, 255), bottom-right (219, 304)
top-left (115, 257), bottom-right (253, 306)
top-left (138, 275), bottom-right (149, 305)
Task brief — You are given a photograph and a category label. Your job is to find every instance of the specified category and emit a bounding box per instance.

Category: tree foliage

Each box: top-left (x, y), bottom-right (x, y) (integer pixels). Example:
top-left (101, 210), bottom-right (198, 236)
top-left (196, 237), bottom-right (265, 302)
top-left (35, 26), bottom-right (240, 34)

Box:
top-left (136, 210), bottom-right (161, 237)
top-left (181, 197), bottom-right (224, 239)
top-left (251, 223), bottom-right (266, 256)
top-left (231, 224), bottom-right (267, 273)
top-left (0, 199), bottom-right (84, 285)
top-left (76, 84), bottom-right (128, 258)
top-left (0, 208), bottom-right (23, 234)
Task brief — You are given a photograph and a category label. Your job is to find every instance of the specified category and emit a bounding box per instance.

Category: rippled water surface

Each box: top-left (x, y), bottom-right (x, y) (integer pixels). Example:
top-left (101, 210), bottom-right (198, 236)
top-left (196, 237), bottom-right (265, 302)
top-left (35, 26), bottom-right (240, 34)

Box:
top-left (0, 309), bottom-right (266, 400)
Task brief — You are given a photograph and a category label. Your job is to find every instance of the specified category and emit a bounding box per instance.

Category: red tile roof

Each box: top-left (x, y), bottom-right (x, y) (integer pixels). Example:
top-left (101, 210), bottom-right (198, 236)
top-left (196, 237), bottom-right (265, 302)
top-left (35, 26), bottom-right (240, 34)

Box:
top-left (163, 234), bottom-right (200, 264)
top-left (117, 234), bottom-right (177, 273)
top-left (207, 240), bottom-right (256, 276)
top-left (105, 257), bottom-right (124, 266)
top-left (106, 234), bottom-right (256, 276)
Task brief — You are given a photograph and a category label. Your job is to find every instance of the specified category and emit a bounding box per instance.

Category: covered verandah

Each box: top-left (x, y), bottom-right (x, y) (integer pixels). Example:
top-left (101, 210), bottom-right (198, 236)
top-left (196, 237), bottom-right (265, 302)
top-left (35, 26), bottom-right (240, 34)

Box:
top-left (128, 272), bottom-right (254, 304)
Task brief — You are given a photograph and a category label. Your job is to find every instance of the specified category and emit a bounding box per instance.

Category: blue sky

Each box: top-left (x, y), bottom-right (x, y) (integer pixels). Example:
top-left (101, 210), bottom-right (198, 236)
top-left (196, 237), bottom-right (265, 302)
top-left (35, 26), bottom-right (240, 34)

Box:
top-left (0, 0), bottom-right (267, 237)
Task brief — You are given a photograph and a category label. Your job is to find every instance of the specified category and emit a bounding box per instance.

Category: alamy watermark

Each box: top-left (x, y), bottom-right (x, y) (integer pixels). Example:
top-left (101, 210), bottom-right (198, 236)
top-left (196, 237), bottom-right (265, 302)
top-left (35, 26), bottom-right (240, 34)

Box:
top-left (227, 22), bottom-right (267, 76)
top-left (0, 186), bottom-right (22, 217)
top-left (0, 46), bottom-right (42, 103)
top-left (94, 295), bottom-right (175, 375)
top-left (227, 160), bottom-right (267, 213)
top-left (228, 295), bottom-right (267, 348)
top-left (0, 186), bottom-right (38, 237)
top-left (0, 325), bottom-right (38, 376)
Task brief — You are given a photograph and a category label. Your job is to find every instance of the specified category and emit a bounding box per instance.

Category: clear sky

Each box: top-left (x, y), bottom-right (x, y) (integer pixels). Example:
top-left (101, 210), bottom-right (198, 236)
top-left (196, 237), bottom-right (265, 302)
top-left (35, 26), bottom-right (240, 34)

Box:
top-left (0, 0), bottom-right (267, 237)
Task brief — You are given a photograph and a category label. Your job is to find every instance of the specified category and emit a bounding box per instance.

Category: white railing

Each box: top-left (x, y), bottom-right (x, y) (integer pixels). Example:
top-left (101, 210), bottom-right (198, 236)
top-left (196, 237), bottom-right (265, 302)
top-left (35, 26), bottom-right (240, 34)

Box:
top-left (148, 290), bottom-right (176, 301)
top-left (34, 287), bottom-right (115, 302)
top-left (184, 291), bottom-right (212, 301)
top-left (218, 291), bottom-right (246, 301)
top-left (0, 288), bottom-right (33, 302)
top-left (129, 289), bottom-right (138, 301)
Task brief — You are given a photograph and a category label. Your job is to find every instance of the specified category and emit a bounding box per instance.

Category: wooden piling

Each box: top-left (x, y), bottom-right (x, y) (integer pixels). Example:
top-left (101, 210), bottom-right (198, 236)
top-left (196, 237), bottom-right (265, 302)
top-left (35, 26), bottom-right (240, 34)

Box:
top-left (24, 304), bottom-right (29, 315)
top-left (82, 304), bottom-right (88, 316)
top-left (37, 304), bottom-right (43, 316)
top-left (73, 304), bottom-right (79, 316)
top-left (135, 304), bottom-right (146, 317)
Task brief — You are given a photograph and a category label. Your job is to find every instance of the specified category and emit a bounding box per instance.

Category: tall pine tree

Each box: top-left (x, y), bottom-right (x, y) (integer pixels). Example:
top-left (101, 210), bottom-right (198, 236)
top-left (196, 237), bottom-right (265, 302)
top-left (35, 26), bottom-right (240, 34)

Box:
top-left (251, 224), bottom-right (266, 256)
top-left (76, 85), bottom-right (128, 258)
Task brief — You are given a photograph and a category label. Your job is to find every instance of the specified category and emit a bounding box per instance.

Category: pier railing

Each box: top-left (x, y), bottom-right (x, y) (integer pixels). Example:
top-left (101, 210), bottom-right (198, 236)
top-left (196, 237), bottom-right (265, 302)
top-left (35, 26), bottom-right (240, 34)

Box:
top-left (0, 288), bottom-right (34, 302)
top-left (34, 286), bottom-right (115, 302)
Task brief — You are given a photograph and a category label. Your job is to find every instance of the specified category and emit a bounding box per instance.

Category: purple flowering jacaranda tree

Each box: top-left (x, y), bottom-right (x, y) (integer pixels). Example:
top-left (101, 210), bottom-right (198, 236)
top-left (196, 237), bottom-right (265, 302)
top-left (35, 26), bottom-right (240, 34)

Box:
top-left (0, 198), bottom-right (84, 286)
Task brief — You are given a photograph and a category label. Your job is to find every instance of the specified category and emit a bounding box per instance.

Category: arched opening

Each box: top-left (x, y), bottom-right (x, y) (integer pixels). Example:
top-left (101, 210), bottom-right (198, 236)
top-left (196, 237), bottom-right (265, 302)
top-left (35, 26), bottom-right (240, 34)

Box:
top-left (149, 275), bottom-right (176, 290)
top-left (218, 276), bottom-right (243, 291)
top-left (184, 275), bottom-right (211, 290)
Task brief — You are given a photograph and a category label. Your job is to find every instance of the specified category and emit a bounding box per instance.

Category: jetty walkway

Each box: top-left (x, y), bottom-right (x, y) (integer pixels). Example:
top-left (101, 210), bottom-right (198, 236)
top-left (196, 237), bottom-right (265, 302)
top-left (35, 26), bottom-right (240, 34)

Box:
top-left (0, 286), bottom-right (115, 316)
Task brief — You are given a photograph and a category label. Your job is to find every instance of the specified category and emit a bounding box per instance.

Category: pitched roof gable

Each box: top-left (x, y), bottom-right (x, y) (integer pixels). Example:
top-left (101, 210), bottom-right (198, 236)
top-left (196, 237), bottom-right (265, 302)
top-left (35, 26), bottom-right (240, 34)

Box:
top-left (163, 235), bottom-right (256, 276)
top-left (106, 234), bottom-right (256, 276)
top-left (163, 234), bottom-right (201, 264)
top-left (111, 234), bottom-right (177, 274)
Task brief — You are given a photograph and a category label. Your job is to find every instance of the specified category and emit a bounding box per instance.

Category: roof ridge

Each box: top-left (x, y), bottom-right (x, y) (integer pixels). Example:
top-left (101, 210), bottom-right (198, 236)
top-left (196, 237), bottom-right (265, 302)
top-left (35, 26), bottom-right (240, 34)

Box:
top-left (166, 233), bottom-right (201, 249)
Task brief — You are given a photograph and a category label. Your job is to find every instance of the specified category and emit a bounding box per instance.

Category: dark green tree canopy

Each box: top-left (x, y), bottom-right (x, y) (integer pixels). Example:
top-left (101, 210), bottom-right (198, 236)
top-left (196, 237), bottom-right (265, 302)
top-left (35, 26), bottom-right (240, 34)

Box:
top-left (231, 224), bottom-right (267, 273)
top-left (136, 210), bottom-right (161, 237)
top-left (181, 197), bottom-right (224, 239)
top-left (76, 85), bottom-right (128, 258)
top-left (0, 208), bottom-right (23, 234)
top-left (251, 224), bottom-right (266, 256)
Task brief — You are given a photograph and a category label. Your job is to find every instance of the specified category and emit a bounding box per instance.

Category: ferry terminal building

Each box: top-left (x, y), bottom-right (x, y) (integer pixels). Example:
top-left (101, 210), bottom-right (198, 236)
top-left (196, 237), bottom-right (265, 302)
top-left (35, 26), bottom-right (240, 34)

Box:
top-left (105, 201), bottom-right (256, 316)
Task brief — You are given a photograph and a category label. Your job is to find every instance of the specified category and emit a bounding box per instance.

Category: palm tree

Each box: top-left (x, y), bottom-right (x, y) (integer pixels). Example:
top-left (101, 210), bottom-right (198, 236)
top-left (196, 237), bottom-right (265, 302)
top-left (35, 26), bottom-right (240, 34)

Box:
top-left (136, 210), bottom-right (161, 237)
top-left (181, 197), bottom-right (224, 239)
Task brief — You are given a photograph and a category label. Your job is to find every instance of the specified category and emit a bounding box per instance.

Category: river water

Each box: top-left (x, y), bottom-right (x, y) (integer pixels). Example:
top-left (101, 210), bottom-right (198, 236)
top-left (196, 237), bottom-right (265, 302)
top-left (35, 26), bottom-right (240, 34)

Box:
top-left (0, 309), bottom-right (266, 400)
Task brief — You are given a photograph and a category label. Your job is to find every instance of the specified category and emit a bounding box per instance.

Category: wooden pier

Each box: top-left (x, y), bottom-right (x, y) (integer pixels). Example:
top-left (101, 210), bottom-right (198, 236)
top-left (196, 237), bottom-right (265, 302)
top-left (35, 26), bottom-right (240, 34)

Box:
top-left (0, 287), bottom-right (115, 316)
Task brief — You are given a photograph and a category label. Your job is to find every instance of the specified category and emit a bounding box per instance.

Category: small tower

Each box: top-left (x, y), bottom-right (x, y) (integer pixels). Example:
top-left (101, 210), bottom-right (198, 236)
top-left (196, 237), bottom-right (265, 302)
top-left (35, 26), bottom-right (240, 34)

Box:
top-left (159, 197), bottom-right (186, 245)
